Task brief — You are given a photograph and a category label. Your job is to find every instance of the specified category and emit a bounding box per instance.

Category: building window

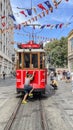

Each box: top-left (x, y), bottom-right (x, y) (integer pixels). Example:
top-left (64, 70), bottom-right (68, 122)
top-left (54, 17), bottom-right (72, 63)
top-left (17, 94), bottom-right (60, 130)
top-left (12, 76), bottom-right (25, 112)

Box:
top-left (0, 42), bottom-right (2, 50)
top-left (3, 45), bottom-right (5, 53)
top-left (0, 65), bottom-right (1, 73)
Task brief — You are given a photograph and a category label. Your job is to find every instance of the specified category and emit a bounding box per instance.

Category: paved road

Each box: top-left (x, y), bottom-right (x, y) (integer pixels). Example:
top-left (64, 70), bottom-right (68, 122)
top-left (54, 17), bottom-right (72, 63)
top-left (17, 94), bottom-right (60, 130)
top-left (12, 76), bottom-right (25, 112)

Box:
top-left (42, 80), bottom-right (73, 130)
top-left (0, 77), bottom-right (73, 130)
top-left (0, 77), bottom-right (21, 130)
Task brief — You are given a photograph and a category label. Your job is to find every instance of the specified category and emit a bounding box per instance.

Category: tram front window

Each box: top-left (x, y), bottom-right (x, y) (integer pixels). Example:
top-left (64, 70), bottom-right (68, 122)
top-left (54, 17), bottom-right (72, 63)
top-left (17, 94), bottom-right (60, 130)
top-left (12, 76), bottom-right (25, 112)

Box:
top-left (32, 54), bottom-right (38, 68)
top-left (24, 53), bottom-right (30, 68)
top-left (40, 53), bottom-right (45, 69)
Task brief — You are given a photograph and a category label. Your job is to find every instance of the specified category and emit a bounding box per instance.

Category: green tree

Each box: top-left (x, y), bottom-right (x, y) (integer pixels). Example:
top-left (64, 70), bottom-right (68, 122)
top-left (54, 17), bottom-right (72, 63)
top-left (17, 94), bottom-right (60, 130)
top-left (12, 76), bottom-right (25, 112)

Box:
top-left (45, 37), bottom-right (68, 68)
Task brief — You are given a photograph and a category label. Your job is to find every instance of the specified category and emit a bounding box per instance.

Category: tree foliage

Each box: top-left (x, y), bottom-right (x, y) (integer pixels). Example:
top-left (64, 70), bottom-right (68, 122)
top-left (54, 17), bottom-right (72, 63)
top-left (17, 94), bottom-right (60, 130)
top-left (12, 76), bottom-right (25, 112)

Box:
top-left (45, 37), bottom-right (68, 68)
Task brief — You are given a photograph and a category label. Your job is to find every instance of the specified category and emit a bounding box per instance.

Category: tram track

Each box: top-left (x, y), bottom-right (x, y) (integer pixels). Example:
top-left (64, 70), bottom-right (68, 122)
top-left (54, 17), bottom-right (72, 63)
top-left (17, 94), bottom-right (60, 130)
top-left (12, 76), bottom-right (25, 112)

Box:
top-left (4, 98), bottom-right (22, 130)
top-left (4, 96), bottom-right (49, 130)
top-left (39, 98), bottom-right (49, 130)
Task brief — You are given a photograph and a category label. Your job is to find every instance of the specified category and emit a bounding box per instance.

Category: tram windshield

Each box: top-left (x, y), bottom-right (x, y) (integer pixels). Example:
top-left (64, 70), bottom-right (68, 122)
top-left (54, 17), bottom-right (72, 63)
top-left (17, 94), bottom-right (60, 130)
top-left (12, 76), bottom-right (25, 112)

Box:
top-left (32, 54), bottom-right (38, 68)
top-left (17, 52), bottom-right (45, 69)
top-left (24, 53), bottom-right (30, 68)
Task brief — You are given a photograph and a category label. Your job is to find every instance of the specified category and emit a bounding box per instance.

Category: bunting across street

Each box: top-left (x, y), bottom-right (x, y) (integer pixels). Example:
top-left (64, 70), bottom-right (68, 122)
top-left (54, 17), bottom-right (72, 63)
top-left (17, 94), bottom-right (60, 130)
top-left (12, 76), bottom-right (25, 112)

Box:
top-left (52, 0), bottom-right (62, 8)
top-left (0, 0), bottom-right (70, 35)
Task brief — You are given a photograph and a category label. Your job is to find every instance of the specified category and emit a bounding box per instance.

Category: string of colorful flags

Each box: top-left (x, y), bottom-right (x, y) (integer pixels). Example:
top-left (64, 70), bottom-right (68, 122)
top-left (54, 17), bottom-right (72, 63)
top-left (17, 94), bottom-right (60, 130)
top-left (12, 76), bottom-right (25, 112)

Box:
top-left (0, 0), bottom-right (70, 34)
top-left (0, 20), bottom-right (72, 34)
top-left (14, 32), bottom-right (53, 40)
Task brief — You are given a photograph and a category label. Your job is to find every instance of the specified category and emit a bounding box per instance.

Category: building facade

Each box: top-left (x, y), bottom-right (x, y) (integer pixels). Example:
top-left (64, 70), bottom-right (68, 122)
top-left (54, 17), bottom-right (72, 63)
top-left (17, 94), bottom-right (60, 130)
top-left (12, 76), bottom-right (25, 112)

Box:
top-left (0, 0), bottom-right (14, 75)
top-left (68, 30), bottom-right (73, 72)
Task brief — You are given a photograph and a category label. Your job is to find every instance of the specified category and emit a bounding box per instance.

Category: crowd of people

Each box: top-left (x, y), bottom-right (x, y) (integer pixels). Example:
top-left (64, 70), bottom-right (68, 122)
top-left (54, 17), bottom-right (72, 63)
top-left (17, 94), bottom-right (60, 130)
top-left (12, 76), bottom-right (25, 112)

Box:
top-left (50, 70), bottom-right (72, 82)
top-left (49, 69), bottom-right (73, 92)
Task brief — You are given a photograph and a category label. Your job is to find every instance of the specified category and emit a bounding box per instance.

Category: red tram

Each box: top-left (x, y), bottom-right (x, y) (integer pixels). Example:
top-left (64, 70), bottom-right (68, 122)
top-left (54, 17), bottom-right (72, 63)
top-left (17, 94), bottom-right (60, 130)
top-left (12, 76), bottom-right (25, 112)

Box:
top-left (16, 40), bottom-right (47, 94)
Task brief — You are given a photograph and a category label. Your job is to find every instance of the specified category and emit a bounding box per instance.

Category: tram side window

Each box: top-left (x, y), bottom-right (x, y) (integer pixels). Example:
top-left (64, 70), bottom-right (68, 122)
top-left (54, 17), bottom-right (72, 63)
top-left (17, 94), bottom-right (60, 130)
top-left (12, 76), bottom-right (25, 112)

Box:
top-left (19, 53), bottom-right (22, 69)
top-left (24, 53), bottom-right (30, 68)
top-left (32, 54), bottom-right (38, 68)
top-left (40, 53), bottom-right (45, 69)
top-left (40, 54), bottom-right (42, 69)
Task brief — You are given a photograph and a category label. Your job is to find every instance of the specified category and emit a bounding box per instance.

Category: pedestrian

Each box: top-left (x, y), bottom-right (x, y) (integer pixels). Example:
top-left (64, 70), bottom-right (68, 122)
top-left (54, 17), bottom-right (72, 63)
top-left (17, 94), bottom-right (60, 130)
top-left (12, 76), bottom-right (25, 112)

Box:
top-left (54, 71), bottom-right (57, 80)
top-left (22, 71), bottom-right (35, 104)
top-left (50, 71), bottom-right (54, 81)
top-left (62, 70), bottom-right (66, 80)
top-left (2, 71), bottom-right (6, 80)
top-left (66, 71), bottom-right (71, 83)
top-left (57, 71), bottom-right (61, 81)
top-left (10, 71), bottom-right (13, 78)
top-left (50, 78), bottom-right (58, 90)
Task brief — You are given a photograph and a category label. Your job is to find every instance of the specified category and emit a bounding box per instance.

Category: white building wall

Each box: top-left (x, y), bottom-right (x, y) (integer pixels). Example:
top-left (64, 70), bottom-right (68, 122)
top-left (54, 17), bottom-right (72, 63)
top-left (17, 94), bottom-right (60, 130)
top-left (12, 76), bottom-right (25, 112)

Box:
top-left (68, 30), bottom-right (73, 72)
top-left (0, 0), bottom-right (14, 76)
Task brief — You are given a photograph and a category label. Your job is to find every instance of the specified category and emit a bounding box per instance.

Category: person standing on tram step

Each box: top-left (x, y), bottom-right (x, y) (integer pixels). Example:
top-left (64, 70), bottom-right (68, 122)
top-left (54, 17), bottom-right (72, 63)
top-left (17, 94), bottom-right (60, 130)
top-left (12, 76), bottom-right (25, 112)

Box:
top-left (22, 71), bottom-right (35, 104)
top-left (2, 71), bottom-right (6, 80)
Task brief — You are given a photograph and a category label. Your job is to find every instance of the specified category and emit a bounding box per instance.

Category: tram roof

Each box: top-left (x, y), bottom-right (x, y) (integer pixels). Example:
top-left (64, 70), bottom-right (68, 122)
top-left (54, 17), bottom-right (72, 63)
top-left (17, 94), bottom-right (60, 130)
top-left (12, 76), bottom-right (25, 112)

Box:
top-left (16, 48), bottom-right (45, 53)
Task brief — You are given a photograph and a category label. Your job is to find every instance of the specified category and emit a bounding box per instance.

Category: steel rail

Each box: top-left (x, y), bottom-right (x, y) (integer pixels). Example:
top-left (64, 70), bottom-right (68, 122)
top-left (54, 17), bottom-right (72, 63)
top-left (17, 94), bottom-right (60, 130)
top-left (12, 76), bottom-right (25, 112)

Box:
top-left (4, 98), bottom-right (22, 130)
top-left (39, 98), bottom-right (49, 130)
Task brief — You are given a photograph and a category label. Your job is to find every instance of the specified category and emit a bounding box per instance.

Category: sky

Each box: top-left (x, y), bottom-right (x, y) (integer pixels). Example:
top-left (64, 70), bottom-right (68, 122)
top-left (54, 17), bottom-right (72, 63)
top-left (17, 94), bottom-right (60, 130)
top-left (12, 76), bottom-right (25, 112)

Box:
top-left (10, 0), bottom-right (73, 45)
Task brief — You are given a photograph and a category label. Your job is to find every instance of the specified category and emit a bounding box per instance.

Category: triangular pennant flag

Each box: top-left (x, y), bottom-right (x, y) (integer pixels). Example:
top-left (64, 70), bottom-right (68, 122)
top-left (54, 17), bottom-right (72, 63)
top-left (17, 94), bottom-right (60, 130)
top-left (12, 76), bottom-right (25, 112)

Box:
top-left (42, 11), bottom-right (45, 17)
top-left (47, 24), bottom-right (51, 27)
top-left (59, 23), bottom-right (64, 28)
top-left (17, 24), bottom-right (21, 29)
top-left (64, 22), bottom-right (71, 27)
top-left (28, 19), bottom-right (31, 23)
top-left (1, 16), bottom-right (6, 19)
top-left (8, 14), bottom-right (16, 21)
top-left (2, 22), bottom-right (6, 27)
top-left (44, 1), bottom-right (53, 12)
top-left (37, 3), bottom-right (46, 10)
top-left (14, 24), bottom-right (18, 29)
top-left (55, 24), bottom-right (59, 28)
top-left (33, 25), bottom-right (35, 29)
top-left (26, 9), bottom-right (32, 15)
top-left (20, 11), bottom-right (27, 17)
top-left (40, 25), bottom-right (45, 29)
top-left (45, 10), bottom-right (49, 14)
top-left (50, 25), bottom-right (54, 29)
top-left (52, 0), bottom-right (62, 8)
top-left (23, 21), bottom-right (28, 26)
top-left (38, 14), bottom-right (42, 18)
top-left (31, 17), bottom-right (35, 22)
top-left (34, 16), bottom-right (37, 21)
top-left (32, 7), bottom-right (37, 14)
